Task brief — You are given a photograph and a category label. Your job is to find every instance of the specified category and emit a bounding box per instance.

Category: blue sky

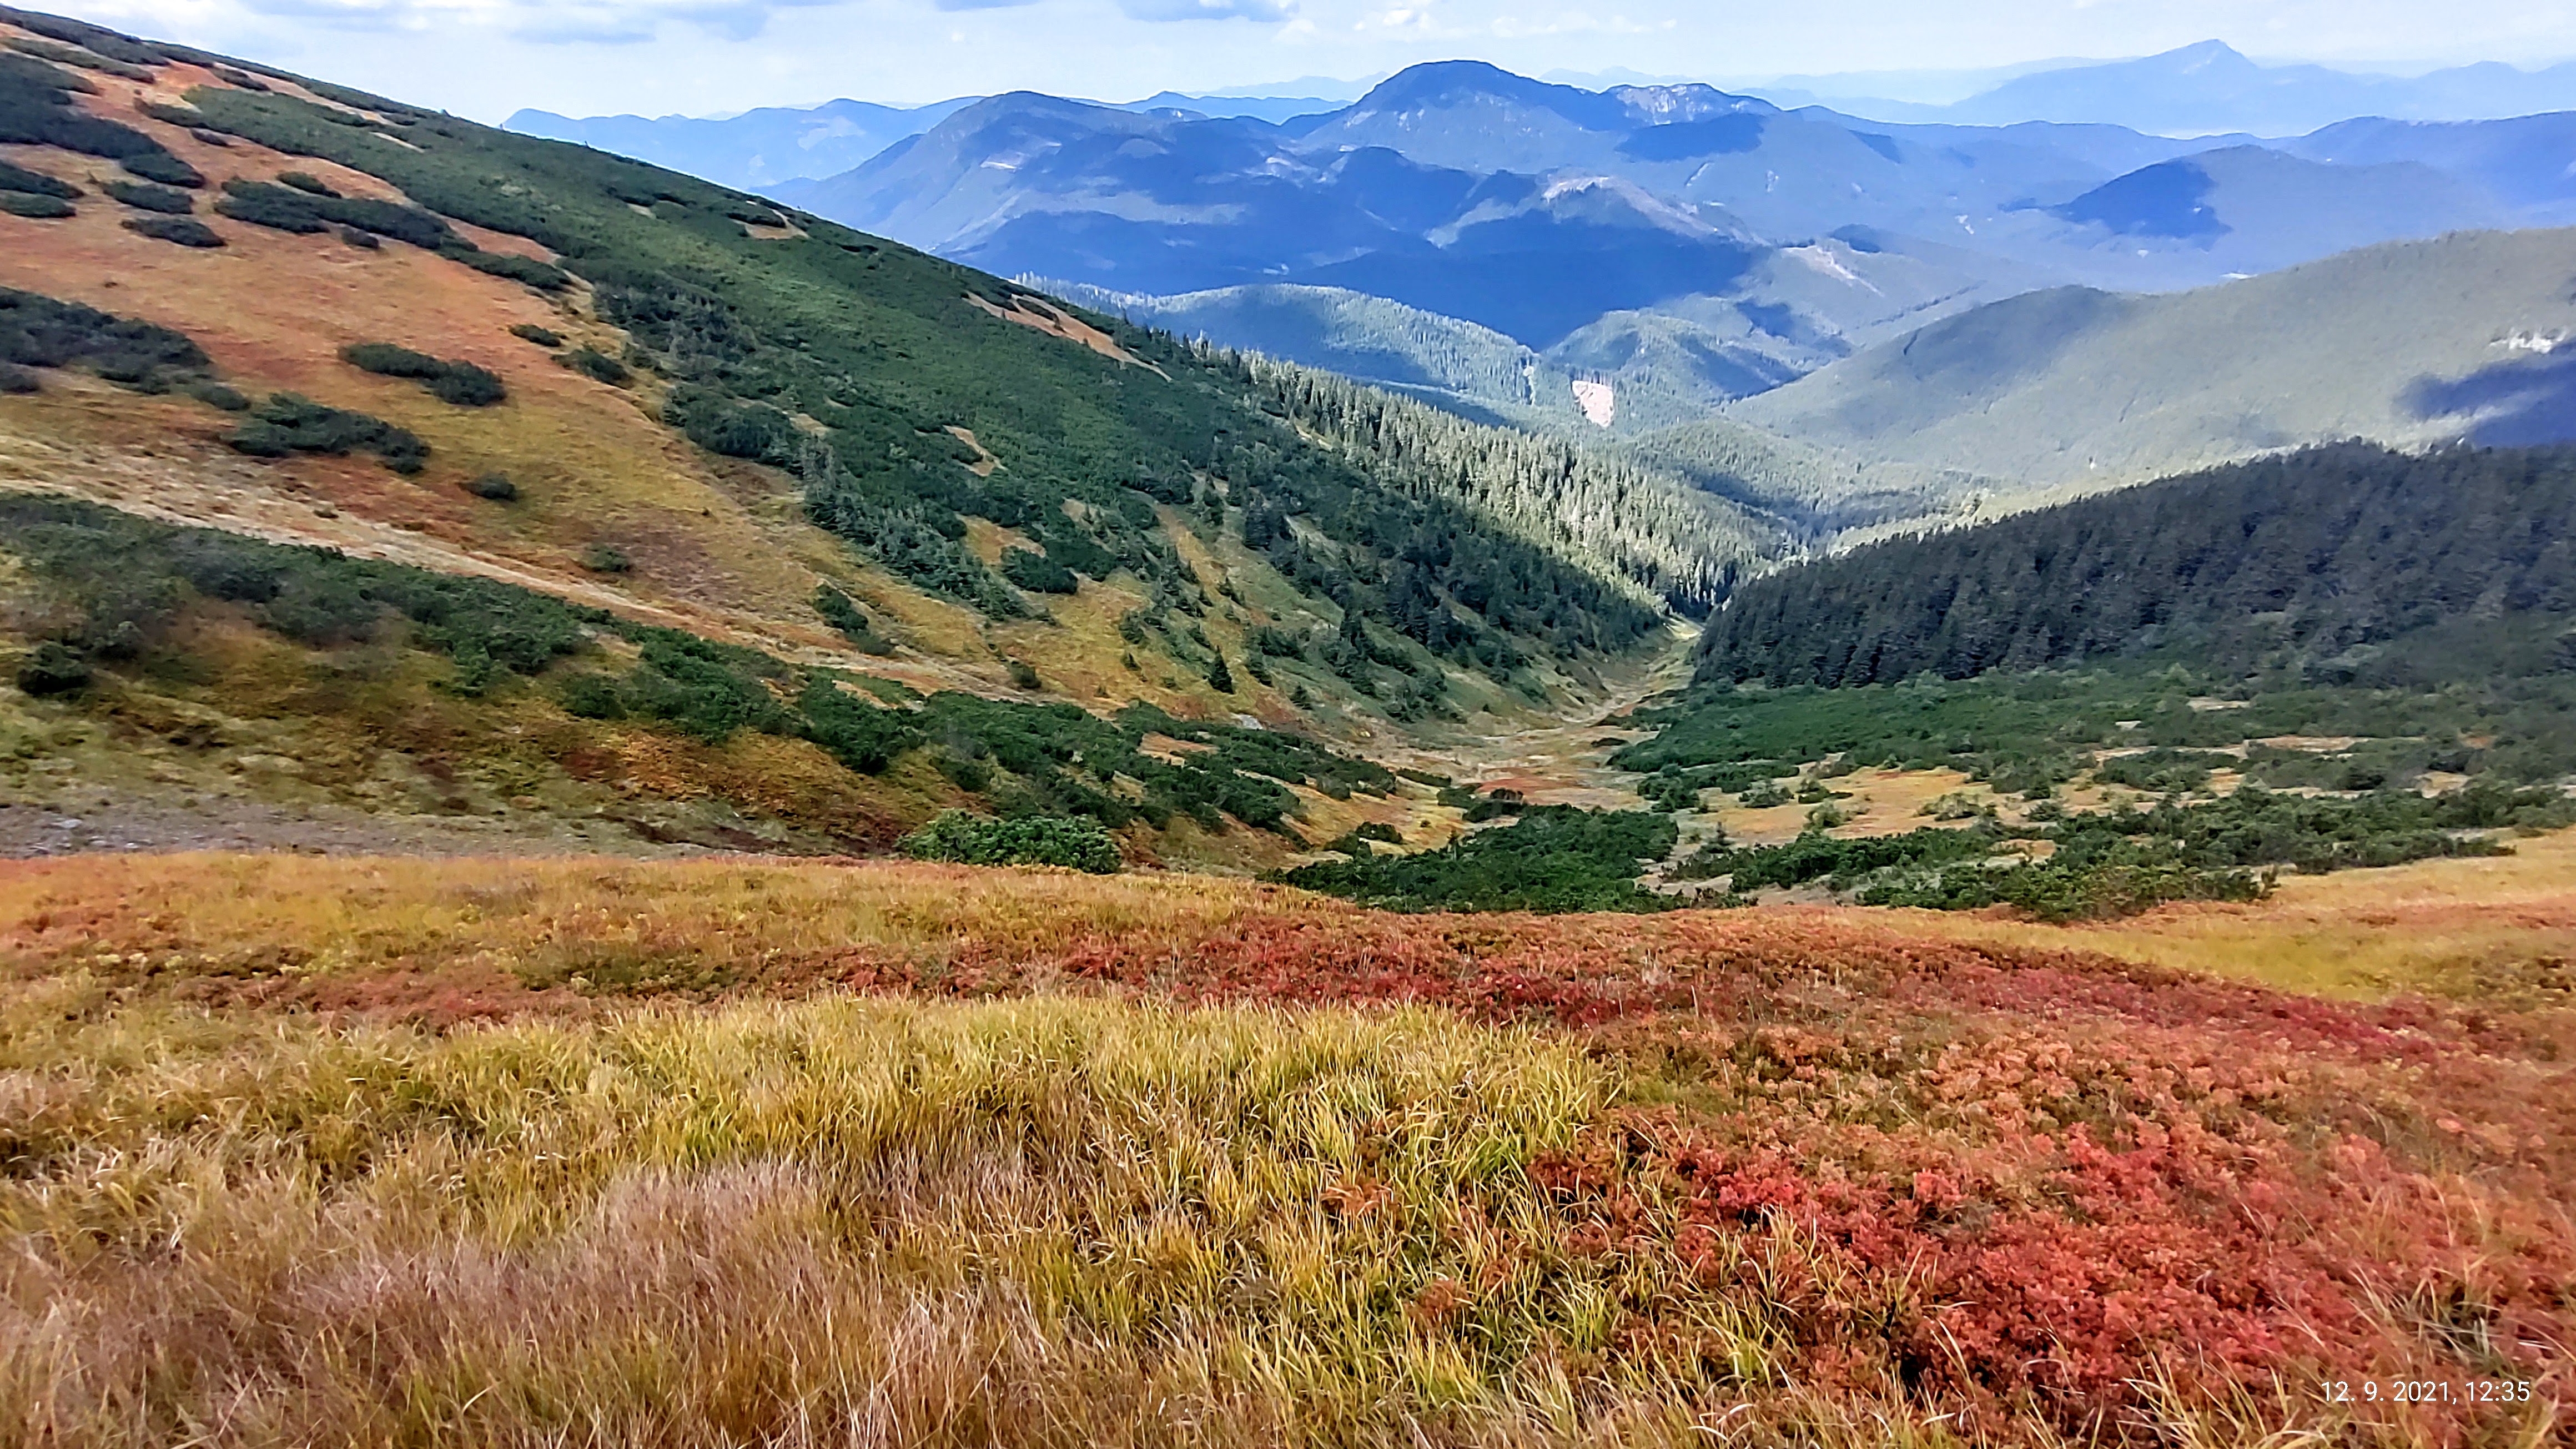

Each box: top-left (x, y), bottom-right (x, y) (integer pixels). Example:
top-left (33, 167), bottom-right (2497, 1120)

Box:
top-left (48, 0), bottom-right (2576, 122)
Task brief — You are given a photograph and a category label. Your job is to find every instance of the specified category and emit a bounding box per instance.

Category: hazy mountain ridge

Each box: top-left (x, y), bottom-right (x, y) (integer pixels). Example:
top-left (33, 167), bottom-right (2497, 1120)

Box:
top-left (509, 89), bottom-right (1350, 191)
top-left (757, 58), bottom-right (2576, 416)
top-left (1726, 227), bottom-right (2576, 495)
top-left (1805, 41), bottom-right (2576, 137)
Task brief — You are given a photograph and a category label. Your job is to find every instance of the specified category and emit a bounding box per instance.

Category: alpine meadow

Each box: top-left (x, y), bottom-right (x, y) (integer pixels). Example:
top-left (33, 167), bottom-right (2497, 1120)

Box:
top-left (0, 3), bottom-right (2570, 1446)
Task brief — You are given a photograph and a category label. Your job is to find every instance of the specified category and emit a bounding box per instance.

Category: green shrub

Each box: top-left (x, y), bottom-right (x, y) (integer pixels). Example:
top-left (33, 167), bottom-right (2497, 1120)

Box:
top-left (4, 35), bottom-right (155, 80)
top-left (101, 179), bottom-right (192, 214)
top-left (1002, 547), bottom-right (1076, 594)
top-left (341, 341), bottom-right (442, 378)
top-left (0, 362), bottom-right (36, 394)
top-left (2, 14), bottom-right (162, 67)
top-left (0, 51), bottom-right (174, 164)
top-left (0, 492), bottom-right (599, 681)
top-left (0, 158), bottom-right (77, 198)
top-left (2095, 748), bottom-right (2232, 793)
top-left (581, 544), bottom-right (630, 574)
top-left (562, 346), bottom-right (629, 385)
top-left (1006, 658), bottom-right (1041, 690)
top-left (341, 342), bottom-right (506, 406)
top-left (227, 393), bottom-right (425, 472)
top-left (187, 380), bottom-right (249, 411)
top-left (901, 811), bottom-right (1121, 873)
top-left (445, 245), bottom-right (570, 291)
top-left (812, 584), bottom-right (892, 652)
top-left (1280, 806), bottom-right (1677, 913)
top-left (210, 179), bottom-right (326, 233)
top-left (464, 472), bottom-right (517, 501)
top-left (213, 178), bottom-right (454, 249)
top-left (510, 323), bottom-right (563, 348)
top-left (427, 363), bottom-right (504, 405)
top-left (1206, 651), bottom-right (1236, 693)
top-left (663, 385), bottom-right (797, 463)
top-left (0, 286), bottom-right (210, 391)
top-left (117, 152), bottom-right (202, 188)
top-left (15, 640), bottom-right (90, 695)
top-left (278, 170), bottom-right (338, 197)
top-left (797, 677), bottom-right (919, 773)
top-left (0, 191), bottom-right (71, 219)
top-left (339, 227), bottom-right (379, 250)
top-left (0, 49), bottom-right (94, 95)
top-left (121, 216), bottom-right (222, 247)
top-left (617, 633), bottom-right (793, 741)
top-left (1248, 624), bottom-right (1305, 657)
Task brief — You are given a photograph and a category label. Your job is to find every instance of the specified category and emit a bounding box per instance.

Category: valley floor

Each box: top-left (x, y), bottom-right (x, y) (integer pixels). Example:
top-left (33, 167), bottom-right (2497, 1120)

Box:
top-left (0, 840), bottom-right (2567, 1445)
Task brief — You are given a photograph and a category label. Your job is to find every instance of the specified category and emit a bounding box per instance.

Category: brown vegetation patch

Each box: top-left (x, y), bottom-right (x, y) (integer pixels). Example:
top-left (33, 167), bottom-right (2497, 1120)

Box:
top-left (967, 292), bottom-right (1168, 376)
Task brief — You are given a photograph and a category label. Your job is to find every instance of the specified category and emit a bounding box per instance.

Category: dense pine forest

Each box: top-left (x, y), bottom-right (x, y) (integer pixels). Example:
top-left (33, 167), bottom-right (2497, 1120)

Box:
top-left (1228, 352), bottom-right (1774, 612)
top-left (1695, 442), bottom-right (2576, 687)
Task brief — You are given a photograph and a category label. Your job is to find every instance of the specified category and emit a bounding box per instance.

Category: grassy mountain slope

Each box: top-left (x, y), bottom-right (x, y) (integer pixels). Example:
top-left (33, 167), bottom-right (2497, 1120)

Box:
top-left (1729, 227), bottom-right (2576, 492)
top-left (0, 6), bottom-right (1702, 862)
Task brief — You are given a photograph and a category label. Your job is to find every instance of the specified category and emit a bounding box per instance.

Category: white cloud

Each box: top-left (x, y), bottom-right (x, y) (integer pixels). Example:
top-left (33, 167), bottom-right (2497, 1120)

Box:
top-left (1118, 0), bottom-right (1294, 18)
top-left (166, 0), bottom-right (844, 42)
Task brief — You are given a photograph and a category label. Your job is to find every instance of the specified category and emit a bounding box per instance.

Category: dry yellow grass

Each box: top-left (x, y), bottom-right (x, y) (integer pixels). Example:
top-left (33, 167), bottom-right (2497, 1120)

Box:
top-left (0, 855), bottom-right (2564, 1446)
top-left (1903, 826), bottom-right (2576, 1001)
top-left (0, 838), bottom-right (2565, 1444)
top-left (0, 991), bottom-right (1654, 1447)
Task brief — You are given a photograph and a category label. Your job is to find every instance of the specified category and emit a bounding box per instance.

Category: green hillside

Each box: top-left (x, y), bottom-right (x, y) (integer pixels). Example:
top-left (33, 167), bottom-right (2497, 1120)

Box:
top-left (1610, 442), bottom-right (2576, 916)
top-left (1728, 227), bottom-right (2576, 492)
top-left (0, 4), bottom-right (1727, 862)
top-left (162, 77), bottom-right (1659, 672)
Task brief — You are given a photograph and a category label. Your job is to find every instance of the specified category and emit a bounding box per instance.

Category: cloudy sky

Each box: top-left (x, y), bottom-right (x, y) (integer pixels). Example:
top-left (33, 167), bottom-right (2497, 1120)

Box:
top-left (46, 0), bottom-right (2576, 122)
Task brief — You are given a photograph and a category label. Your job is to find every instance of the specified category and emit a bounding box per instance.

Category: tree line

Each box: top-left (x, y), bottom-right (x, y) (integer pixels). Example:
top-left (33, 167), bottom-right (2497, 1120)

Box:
top-left (1223, 348), bottom-right (1772, 614)
top-left (1696, 443), bottom-right (2576, 687)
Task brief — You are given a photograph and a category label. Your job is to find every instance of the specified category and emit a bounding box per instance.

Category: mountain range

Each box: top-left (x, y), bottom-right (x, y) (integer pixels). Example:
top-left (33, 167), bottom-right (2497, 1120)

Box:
top-left (692, 62), bottom-right (2570, 435)
top-left (507, 90), bottom-right (1350, 192)
top-left (1784, 41), bottom-right (2576, 137)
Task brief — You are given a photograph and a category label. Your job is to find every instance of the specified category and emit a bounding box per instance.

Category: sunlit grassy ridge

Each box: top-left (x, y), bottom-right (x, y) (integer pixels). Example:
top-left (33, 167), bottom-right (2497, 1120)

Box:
top-left (0, 852), bottom-right (2569, 1443)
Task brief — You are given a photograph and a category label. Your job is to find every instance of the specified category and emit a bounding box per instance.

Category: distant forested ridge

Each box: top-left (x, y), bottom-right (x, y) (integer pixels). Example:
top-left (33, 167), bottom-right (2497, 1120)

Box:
top-left (1230, 353), bottom-right (1770, 613)
top-left (1697, 444), bottom-right (2576, 687)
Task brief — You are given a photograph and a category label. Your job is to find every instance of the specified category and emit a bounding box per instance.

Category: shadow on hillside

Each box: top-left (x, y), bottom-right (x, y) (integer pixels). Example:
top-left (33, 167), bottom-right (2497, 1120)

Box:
top-left (2403, 353), bottom-right (2576, 446)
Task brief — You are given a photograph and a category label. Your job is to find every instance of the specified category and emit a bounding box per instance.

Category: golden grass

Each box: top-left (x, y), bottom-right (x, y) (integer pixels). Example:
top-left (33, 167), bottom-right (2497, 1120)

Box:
top-left (0, 847), bottom-right (2567, 1444)
top-left (0, 853), bottom-right (1319, 1018)
top-left (0, 990), bottom-right (1677, 1446)
top-left (1906, 826), bottom-right (2576, 1002)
